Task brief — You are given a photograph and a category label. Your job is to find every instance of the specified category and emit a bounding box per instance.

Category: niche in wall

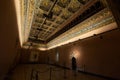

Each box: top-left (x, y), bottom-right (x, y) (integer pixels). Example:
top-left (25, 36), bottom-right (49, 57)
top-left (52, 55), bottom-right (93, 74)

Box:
top-left (30, 51), bottom-right (39, 62)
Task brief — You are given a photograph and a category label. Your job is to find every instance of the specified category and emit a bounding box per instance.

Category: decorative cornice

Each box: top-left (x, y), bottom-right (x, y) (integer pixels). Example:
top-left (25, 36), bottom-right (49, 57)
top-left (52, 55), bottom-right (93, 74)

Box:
top-left (20, 0), bottom-right (36, 43)
top-left (47, 8), bottom-right (116, 49)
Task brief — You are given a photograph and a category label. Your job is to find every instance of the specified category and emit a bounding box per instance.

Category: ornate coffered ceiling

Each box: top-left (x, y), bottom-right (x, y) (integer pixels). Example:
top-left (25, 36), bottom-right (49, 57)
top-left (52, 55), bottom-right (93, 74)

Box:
top-left (18, 0), bottom-right (117, 50)
top-left (29, 0), bottom-right (88, 42)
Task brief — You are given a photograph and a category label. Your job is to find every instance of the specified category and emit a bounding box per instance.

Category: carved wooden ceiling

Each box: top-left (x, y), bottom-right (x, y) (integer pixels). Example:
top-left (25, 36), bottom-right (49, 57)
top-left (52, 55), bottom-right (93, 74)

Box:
top-left (19, 0), bottom-right (117, 50)
top-left (27, 0), bottom-right (103, 43)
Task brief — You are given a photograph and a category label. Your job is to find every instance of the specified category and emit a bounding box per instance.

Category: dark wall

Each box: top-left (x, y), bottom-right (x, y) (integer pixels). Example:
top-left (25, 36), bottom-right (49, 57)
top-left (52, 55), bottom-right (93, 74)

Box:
top-left (106, 0), bottom-right (120, 27)
top-left (47, 29), bottom-right (120, 79)
top-left (0, 0), bottom-right (20, 79)
top-left (19, 49), bottom-right (30, 64)
top-left (20, 49), bottom-right (48, 64)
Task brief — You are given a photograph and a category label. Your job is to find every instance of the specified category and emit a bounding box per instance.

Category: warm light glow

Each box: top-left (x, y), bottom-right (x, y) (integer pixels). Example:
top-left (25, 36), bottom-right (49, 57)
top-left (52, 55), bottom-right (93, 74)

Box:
top-left (70, 48), bottom-right (81, 60)
top-left (38, 47), bottom-right (48, 51)
top-left (14, 0), bottom-right (23, 46)
top-left (22, 46), bottom-right (47, 51)
top-left (73, 50), bottom-right (80, 59)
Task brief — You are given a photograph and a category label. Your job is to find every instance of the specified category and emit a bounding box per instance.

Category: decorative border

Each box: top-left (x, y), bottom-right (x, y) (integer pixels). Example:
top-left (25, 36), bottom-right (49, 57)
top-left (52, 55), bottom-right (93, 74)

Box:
top-left (20, 0), bottom-right (36, 43)
top-left (47, 8), bottom-right (115, 48)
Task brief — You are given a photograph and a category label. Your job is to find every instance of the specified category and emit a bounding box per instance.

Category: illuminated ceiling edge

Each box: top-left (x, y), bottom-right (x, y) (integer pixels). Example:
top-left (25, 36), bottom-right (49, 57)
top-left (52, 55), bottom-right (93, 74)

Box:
top-left (14, 0), bottom-right (23, 46)
top-left (23, 22), bottom-right (117, 51)
top-left (47, 22), bottom-right (117, 50)
top-left (46, 8), bottom-right (115, 49)
top-left (36, 22), bottom-right (117, 51)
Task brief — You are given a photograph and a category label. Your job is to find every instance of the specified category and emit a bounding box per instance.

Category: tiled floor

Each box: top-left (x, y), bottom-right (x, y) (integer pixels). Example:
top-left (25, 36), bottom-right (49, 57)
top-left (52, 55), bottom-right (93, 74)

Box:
top-left (11, 64), bottom-right (107, 80)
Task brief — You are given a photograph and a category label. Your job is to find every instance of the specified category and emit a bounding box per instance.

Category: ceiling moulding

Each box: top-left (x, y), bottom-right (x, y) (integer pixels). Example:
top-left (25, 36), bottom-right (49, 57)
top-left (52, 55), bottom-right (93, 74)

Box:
top-left (18, 0), bottom-right (36, 45)
top-left (47, 8), bottom-right (117, 50)
top-left (22, 8), bottom-right (117, 51)
top-left (14, 0), bottom-right (36, 46)
top-left (22, 42), bottom-right (47, 51)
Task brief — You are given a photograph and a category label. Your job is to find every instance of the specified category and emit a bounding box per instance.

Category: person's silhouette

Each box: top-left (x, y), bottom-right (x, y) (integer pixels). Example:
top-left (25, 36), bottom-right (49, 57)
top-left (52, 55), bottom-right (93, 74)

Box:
top-left (72, 57), bottom-right (77, 70)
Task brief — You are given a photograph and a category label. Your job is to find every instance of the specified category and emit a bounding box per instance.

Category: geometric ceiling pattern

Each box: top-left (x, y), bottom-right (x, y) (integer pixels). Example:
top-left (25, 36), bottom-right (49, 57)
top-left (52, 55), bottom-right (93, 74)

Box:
top-left (29, 0), bottom-right (89, 42)
top-left (19, 0), bottom-right (117, 50)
